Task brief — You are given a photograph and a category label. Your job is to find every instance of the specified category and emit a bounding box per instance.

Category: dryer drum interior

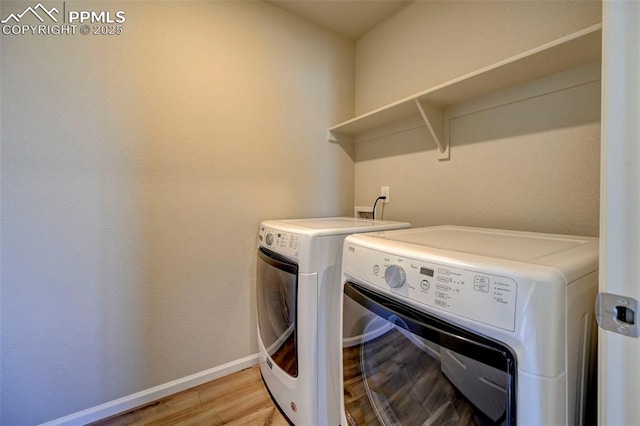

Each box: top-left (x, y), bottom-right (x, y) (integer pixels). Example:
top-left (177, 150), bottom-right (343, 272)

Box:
top-left (343, 282), bottom-right (517, 426)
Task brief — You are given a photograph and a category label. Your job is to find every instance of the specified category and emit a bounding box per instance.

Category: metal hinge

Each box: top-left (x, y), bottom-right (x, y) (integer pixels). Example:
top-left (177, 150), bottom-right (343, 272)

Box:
top-left (595, 293), bottom-right (639, 338)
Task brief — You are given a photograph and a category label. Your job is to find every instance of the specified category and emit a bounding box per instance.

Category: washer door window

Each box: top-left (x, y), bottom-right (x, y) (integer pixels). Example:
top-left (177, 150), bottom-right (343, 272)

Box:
top-left (257, 247), bottom-right (298, 377)
top-left (343, 282), bottom-right (516, 426)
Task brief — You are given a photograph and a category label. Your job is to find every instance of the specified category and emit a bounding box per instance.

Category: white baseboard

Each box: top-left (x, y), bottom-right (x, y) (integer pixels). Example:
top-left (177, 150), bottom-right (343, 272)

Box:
top-left (41, 353), bottom-right (260, 426)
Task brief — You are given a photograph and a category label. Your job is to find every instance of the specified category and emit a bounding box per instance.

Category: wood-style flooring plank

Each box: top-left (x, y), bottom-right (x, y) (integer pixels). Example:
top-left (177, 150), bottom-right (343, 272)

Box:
top-left (94, 390), bottom-right (202, 426)
top-left (222, 405), bottom-right (290, 426)
top-left (91, 366), bottom-right (288, 426)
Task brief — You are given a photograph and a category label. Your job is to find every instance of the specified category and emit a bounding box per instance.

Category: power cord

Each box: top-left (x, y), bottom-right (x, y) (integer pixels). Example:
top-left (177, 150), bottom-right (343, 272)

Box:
top-left (372, 196), bottom-right (387, 220)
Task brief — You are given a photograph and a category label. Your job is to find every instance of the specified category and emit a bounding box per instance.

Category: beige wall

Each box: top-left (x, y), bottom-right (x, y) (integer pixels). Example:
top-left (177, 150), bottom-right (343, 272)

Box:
top-left (0, 1), bottom-right (353, 423)
top-left (355, 0), bottom-right (602, 114)
top-left (353, 1), bottom-right (602, 237)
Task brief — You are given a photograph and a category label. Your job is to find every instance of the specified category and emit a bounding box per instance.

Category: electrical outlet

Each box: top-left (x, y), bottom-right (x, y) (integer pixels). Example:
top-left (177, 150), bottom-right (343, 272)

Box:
top-left (381, 186), bottom-right (390, 203)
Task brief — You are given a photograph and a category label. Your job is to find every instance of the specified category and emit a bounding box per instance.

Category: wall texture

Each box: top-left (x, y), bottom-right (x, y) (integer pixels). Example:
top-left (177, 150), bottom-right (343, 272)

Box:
top-left (0, 1), bottom-right (354, 423)
top-left (353, 1), bottom-right (602, 237)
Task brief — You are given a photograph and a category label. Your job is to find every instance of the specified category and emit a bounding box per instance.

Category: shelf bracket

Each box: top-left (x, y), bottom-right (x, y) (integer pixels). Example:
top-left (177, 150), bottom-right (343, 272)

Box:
top-left (414, 98), bottom-right (449, 161)
top-left (327, 129), bottom-right (352, 144)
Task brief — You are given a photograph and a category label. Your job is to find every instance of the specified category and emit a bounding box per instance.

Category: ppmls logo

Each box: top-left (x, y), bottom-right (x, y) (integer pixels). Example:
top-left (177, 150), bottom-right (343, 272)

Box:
top-left (2, 2), bottom-right (126, 36)
top-left (1, 3), bottom-right (59, 24)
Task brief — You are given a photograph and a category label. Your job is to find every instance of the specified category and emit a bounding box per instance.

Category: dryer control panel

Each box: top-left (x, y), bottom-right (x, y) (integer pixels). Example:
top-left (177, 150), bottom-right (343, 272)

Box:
top-left (344, 244), bottom-right (517, 331)
top-left (258, 225), bottom-right (301, 258)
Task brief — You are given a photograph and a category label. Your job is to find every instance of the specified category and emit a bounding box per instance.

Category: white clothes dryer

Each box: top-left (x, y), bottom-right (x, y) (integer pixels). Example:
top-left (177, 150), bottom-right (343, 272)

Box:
top-left (339, 225), bottom-right (599, 425)
top-left (256, 217), bottom-right (410, 425)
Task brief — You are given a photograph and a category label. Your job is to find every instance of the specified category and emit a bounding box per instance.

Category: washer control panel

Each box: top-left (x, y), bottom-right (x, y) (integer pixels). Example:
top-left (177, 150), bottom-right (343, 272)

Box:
top-left (345, 244), bottom-right (517, 331)
top-left (258, 225), bottom-right (301, 258)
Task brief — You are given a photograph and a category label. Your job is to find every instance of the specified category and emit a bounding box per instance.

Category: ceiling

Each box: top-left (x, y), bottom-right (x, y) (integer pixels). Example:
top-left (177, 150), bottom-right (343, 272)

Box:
top-left (265, 0), bottom-right (412, 40)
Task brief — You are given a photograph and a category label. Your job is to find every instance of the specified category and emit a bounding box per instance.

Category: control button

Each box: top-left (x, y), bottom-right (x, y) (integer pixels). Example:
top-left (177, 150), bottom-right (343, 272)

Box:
top-left (437, 276), bottom-right (451, 283)
top-left (475, 276), bottom-right (490, 285)
top-left (474, 276), bottom-right (490, 293)
top-left (288, 236), bottom-right (297, 249)
top-left (420, 280), bottom-right (430, 291)
top-left (385, 265), bottom-right (406, 288)
top-left (435, 299), bottom-right (447, 307)
top-left (436, 291), bottom-right (447, 299)
top-left (438, 268), bottom-right (450, 275)
top-left (436, 284), bottom-right (449, 292)
top-left (373, 265), bottom-right (380, 274)
top-left (474, 283), bottom-right (489, 293)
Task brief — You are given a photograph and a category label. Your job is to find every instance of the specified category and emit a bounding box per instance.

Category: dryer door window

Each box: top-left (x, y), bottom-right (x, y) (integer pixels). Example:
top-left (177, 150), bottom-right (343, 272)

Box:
top-left (257, 247), bottom-right (298, 377)
top-left (343, 282), bottom-right (516, 426)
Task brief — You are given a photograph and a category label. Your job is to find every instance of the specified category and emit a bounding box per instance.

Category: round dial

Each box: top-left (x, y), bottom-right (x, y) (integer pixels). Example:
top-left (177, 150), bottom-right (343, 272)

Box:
top-left (384, 265), bottom-right (406, 288)
top-left (265, 233), bottom-right (274, 246)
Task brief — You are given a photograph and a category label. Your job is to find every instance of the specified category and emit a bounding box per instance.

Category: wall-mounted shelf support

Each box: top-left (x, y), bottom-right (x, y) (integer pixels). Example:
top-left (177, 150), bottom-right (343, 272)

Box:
top-left (414, 98), bottom-right (449, 160)
top-left (327, 129), bottom-right (354, 145)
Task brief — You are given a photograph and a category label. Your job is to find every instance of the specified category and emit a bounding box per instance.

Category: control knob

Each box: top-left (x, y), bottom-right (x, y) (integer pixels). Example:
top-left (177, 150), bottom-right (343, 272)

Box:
top-left (385, 265), bottom-right (406, 288)
top-left (265, 233), bottom-right (274, 246)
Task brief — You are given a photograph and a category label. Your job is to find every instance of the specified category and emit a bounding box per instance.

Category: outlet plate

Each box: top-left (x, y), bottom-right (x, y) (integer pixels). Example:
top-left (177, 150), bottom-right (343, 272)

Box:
top-left (381, 186), bottom-right (390, 203)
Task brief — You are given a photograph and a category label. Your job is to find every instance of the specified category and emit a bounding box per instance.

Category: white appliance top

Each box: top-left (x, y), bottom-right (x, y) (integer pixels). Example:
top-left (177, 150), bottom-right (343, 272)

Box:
top-left (258, 217), bottom-right (411, 266)
top-left (352, 225), bottom-right (598, 283)
top-left (260, 217), bottom-right (411, 237)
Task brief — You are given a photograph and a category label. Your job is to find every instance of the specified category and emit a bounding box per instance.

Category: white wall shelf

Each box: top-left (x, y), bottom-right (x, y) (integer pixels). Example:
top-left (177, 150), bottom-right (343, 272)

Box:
top-left (328, 24), bottom-right (602, 161)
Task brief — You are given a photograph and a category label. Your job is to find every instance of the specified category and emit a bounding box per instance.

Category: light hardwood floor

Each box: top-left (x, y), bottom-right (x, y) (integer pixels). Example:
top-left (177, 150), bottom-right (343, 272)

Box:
top-left (91, 366), bottom-right (289, 425)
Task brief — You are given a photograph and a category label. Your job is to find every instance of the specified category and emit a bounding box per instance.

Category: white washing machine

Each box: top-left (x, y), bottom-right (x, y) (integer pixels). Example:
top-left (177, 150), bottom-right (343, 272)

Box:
top-left (256, 217), bottom-right (410, 425)
top-left (339, 225), bottom-right (599, 425)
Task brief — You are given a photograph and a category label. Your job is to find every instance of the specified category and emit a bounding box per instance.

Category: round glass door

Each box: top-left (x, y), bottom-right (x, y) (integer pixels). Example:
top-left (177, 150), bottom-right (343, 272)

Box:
top-left (343, 282), bottom-right (516, 426)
